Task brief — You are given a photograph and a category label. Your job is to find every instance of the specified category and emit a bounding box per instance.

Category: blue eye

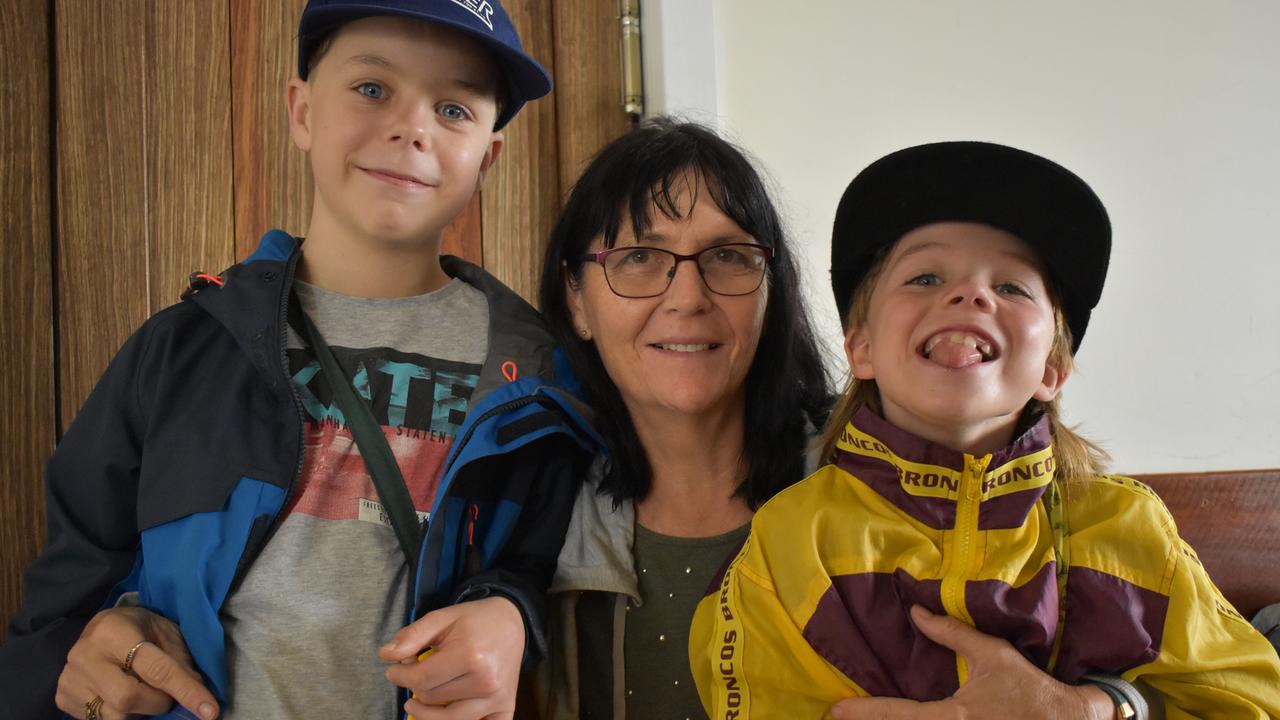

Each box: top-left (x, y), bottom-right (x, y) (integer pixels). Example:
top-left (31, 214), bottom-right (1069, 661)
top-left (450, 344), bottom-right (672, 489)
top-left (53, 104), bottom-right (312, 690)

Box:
top-left (907, 273), bottom-right (940, 287)
top-left (440, 103), bottom-right (470, 121)
top-left (997, 282), bottom-right (1032, 298)
top-left (356, 82), bottom-right (385, 99)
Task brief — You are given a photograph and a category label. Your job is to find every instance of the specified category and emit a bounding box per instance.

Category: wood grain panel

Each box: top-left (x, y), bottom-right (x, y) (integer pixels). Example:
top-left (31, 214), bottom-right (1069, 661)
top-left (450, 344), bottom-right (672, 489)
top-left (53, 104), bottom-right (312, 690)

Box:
top-left (147, 2), bottom-right (235, 309)
top-left (0, 0), bottom-right (55, 639)
top-left (481, 0), bottom-right (559, 305)
top-left (1135, 469), bottom-right (1280, 620)
top-left (56, 1), bottom-right (149, 430)
top-left (231, 0), bottom-right (311, 259)
top-left (552, 0), bottom-right (633, 196)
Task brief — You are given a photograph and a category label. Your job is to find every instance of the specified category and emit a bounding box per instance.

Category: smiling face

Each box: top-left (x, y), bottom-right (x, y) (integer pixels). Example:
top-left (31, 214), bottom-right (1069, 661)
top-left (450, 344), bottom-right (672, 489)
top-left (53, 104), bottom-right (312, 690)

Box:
top-left (287, 15), bottom-right (504, 249)
top-left (846, 222), bottom-right (1068, 454)
top-left (566, 178), bottom-right (769, 425)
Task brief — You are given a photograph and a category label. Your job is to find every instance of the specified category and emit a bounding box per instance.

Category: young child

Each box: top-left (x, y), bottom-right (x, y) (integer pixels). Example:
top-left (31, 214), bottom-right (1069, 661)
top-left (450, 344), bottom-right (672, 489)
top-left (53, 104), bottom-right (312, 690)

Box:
top-left (0, 2), bottom-right (596, 719)
top-left (690, 141), bottom-right (1280, 718)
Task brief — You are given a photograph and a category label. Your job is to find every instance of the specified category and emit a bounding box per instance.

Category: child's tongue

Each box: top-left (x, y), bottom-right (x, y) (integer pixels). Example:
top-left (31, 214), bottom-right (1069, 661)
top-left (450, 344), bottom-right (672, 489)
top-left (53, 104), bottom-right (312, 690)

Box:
top-left (926, 337), bottom-right (984, 369)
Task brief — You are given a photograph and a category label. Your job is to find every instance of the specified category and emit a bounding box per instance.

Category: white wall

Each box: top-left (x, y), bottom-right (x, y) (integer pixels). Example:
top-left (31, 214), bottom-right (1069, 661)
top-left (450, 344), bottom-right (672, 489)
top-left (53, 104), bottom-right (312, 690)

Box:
top-left (646, 0), bottom-right (1280, 473)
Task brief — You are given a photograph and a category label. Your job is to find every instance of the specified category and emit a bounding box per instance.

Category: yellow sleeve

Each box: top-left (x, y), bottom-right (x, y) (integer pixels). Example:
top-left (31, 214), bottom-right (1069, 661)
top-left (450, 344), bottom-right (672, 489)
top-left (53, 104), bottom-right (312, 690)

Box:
top-left (1125, 534), bottom-right (1280, 719)
top-left (1071, 478), bottom-right (1280, 718)
top-left (690, 531), bottom-right (862, 720)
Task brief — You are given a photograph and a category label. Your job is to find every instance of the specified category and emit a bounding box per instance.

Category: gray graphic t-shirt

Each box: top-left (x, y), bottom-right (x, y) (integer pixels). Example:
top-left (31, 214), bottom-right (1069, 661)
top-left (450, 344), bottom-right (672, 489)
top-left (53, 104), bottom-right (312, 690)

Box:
top-left (220, 279), bottom-right (488, 719)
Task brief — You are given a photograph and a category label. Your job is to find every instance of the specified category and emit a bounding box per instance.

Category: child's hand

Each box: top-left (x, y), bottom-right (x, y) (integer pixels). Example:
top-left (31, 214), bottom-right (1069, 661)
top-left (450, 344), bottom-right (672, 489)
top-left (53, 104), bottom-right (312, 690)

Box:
top-left (829, 605), bottom-right (1114, 720)
top-left (381, 596), bottom-right (525, 720)
top-left (55, 606), bottom-right (219, 719)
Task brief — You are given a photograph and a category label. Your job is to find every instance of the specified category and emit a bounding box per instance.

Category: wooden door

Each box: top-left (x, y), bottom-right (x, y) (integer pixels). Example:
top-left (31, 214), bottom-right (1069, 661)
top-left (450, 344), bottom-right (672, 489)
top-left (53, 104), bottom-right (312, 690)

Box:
top-left (1, 0), bottom-right (632, 638)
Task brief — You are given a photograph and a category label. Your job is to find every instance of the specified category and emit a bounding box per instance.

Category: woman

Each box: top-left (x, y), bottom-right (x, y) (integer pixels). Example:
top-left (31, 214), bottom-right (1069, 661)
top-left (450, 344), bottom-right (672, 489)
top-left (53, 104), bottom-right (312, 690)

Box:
top-left (534, 118), bottom-right (831, 718)
top-left (533, 119), bottom-right (1143, 720)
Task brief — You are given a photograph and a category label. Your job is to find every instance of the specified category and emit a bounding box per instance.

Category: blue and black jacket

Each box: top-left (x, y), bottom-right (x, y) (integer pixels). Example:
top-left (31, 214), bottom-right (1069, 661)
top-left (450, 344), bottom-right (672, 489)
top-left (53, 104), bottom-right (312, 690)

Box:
top-left (0, 231), bottom-right (599, 719)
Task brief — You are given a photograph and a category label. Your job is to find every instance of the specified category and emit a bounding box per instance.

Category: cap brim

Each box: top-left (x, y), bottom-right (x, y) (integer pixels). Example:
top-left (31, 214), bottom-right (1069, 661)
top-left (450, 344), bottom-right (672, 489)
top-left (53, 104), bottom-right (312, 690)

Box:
top-left (298, 4), bottom-right (551, 129)
top-left (830, 142), bottom-right (1110, 350)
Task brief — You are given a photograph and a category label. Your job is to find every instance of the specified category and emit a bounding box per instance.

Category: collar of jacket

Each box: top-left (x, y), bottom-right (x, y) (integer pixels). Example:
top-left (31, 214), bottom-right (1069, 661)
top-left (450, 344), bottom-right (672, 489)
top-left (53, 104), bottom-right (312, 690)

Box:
top-left (835, 406), bottom-right (1056, 531)
top-left (186, 229), bottom-right (578, 412)
top-left (550, 455), bottom-right (642, 604)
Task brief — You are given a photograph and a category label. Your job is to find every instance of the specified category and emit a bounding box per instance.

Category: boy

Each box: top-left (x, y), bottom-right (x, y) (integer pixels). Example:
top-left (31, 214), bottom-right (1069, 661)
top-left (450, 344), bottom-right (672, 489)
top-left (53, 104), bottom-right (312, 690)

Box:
top-left (0, 2), bottom-right (596, 719)
top-left (690, 142), bottom-right (1280, 718)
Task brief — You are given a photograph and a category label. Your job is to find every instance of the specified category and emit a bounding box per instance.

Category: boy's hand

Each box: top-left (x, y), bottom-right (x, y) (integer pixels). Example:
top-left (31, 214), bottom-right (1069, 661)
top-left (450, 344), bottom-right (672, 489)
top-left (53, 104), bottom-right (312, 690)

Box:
top-left (381, 596), bottom-right (526, 720)
top-left (829, 605), bottom-right (1114, 720)
top-left (55, 606), bottom-right (219, 719)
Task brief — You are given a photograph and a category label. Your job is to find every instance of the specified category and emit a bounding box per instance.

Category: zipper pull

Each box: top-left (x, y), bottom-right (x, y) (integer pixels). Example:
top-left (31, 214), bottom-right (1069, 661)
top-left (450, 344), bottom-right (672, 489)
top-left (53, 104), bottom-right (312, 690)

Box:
top-left (464, 504), bottom-right (483, 575)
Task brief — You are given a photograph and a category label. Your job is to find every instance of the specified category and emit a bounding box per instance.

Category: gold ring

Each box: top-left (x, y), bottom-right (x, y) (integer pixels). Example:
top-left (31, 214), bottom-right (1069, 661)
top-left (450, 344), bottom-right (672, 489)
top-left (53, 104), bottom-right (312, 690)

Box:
top-left (122, 639), bottom-right (147, 673)
top-left (84, 695), bottom-right (103, 720)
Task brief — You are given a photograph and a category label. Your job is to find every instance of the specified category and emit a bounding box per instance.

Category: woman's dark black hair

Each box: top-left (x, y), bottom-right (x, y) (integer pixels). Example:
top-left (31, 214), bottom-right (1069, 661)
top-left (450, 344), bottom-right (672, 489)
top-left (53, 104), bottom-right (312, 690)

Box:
top-left (538, 117), bottom-right (831, 508)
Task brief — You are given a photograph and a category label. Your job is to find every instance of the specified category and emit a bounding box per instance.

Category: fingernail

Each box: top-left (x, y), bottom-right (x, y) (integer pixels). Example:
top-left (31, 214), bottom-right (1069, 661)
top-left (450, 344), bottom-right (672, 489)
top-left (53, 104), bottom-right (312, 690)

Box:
top-left (830, 706), bottom-right (847, 720)
top-left (199, 703), bottom-right (216, 719)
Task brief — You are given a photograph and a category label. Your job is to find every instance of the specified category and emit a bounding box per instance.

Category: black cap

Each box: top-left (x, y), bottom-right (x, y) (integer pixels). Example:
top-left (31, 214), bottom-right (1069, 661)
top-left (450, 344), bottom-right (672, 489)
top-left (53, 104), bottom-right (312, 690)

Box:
top-left (297, 0), bottom-right (552, 130)
top-left (830, 141), bottom-right (1110, 351)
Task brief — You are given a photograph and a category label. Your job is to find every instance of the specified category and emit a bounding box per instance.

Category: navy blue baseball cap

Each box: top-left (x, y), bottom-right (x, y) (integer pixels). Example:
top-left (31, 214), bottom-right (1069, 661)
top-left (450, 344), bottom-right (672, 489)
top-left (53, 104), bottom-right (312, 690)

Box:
top-left (830, 142), bottom-right (1111, 352)
top-left (297, 0), bottom-right (552, 129)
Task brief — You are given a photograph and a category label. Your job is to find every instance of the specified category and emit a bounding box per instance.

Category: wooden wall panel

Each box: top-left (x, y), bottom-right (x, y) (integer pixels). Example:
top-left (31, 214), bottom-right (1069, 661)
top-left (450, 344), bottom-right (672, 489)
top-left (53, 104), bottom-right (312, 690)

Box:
top-left (147, 2), bottom-right (235, 309)
top-left (231, 0), bottom-right (311, 259)
top-left (1, 0), bottom-right (55, 640)
top-left (56, 1), bottom-right (150, 430)
top-left (552, 0), bottom-right (633, 197)
top-left (481, 0), bottom-right (560, 305)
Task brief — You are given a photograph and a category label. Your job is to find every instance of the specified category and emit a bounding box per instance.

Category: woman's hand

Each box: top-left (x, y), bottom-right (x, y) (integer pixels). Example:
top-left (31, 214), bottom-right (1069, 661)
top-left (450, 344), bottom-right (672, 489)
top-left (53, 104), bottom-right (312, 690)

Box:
top-left (381, 596), bottom-right (525, 720)
top-left (55, 606), bottom-right (219, 719)
top-left (830, 605), bottom-right (1114, 720)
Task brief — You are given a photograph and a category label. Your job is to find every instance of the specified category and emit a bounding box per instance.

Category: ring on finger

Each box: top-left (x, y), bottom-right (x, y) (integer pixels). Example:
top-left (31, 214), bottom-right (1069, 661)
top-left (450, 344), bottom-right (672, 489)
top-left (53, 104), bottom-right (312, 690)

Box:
top-left (84, 695), bottom-right (103, 720)
top-left (122, 639), bottom-right (147, 673)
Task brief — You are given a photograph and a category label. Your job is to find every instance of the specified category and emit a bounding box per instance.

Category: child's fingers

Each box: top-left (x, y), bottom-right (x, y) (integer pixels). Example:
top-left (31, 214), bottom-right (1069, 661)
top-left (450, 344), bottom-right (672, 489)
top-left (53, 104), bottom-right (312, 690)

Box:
top-left (380, 606), bottom-right (457, 661)
top-left (385, 647), bottom-right (466, 700)
top-left (404, 695), bottom-right (488, 720)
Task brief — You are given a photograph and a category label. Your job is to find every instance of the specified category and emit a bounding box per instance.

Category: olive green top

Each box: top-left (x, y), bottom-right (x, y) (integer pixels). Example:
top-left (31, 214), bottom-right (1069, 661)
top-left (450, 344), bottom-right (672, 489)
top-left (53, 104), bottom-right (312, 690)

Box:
top-left (623, 522), bottom-right (750, 720)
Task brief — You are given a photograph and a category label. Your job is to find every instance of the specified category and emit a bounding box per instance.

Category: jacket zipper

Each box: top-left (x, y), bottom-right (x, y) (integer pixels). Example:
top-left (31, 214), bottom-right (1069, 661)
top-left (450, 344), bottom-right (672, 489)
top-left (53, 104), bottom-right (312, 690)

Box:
top-left (940, 453), bottom-right (990, 685)
top-left (411, 394), bottom-right (543, 612)
top-left (227, 250), bottom-right (307, 593)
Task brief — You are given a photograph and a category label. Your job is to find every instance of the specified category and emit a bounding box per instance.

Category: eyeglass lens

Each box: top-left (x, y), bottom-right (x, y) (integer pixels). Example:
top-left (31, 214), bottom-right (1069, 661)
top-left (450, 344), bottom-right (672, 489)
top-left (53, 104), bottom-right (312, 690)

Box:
top-left (602, 245), bottom-right (769, 298)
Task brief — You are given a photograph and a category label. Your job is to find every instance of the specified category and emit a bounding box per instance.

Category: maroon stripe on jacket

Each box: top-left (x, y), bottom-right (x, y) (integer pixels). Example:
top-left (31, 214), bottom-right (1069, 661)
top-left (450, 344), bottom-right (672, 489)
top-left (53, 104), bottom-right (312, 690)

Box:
top-left (977, 418), bottom-right (1054, 529)
top-left (1054, 567), bottom-right (1167, 682)
top-left (835, 448), bottom-right (957, 530)
top-left (965, 561), bottom-right (1058, 669)
top-left (984, 414), bottom-right (1053, 468)
top-left (978, 485), bottom-right (1051, 530)
top-left (803, 571), bottom-right (958, 701)
top-left (852, 407), bottom-right (966, 469)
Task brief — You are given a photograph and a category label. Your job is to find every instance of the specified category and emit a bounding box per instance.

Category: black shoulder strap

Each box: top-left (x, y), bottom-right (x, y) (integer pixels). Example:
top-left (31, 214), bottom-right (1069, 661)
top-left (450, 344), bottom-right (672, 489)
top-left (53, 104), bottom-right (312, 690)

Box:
top-left (288, 294), bottom-right (422, 568)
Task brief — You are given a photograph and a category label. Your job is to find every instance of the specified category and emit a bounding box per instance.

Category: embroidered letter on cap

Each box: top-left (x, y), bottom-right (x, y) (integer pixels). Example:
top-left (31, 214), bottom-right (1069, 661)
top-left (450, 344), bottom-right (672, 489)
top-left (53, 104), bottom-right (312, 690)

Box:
top-left (449, 0), bottom-right (495, 31)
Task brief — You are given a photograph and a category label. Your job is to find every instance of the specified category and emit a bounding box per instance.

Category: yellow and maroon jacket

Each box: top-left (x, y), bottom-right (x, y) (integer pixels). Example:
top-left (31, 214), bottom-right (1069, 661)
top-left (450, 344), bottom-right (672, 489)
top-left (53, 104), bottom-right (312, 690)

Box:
top-left (690, 407), bottom-right (1280, 719)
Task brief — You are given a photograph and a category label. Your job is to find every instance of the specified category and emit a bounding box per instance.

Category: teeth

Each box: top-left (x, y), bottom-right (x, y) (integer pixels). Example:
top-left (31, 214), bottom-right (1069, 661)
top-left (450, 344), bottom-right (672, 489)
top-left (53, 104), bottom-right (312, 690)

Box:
top-left (656, 343), bottom-right (712, 353)
top-left (923, 333), bottom-right (994, 360)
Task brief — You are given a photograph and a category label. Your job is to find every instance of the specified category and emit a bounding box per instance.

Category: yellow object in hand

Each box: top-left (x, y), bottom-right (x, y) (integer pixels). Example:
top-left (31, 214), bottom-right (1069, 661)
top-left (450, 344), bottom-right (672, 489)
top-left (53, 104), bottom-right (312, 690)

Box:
top-left (406, 647), bottom-right (436, 720)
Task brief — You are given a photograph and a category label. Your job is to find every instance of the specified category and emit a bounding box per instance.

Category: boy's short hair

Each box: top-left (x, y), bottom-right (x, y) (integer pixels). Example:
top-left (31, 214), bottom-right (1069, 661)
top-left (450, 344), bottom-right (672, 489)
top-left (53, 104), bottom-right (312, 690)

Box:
top-left (829, 141), bottom-right (1110, 352)
top-left (296, 0), bottom-right (551, 129)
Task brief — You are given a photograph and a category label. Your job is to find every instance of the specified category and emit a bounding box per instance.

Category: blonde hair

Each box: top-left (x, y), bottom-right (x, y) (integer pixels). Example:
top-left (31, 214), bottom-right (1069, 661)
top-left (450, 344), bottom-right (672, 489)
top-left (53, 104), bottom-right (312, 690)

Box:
top-left (818, 253), bottom-right (1110, 480)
